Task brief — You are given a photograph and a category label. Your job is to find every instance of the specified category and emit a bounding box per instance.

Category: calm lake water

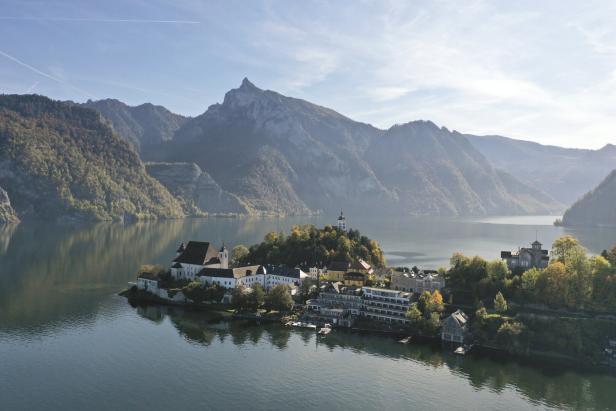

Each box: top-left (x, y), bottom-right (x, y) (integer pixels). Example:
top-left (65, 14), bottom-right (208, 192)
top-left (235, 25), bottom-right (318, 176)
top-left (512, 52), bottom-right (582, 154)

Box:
top-left (2, 215), bottom-right (616, 411)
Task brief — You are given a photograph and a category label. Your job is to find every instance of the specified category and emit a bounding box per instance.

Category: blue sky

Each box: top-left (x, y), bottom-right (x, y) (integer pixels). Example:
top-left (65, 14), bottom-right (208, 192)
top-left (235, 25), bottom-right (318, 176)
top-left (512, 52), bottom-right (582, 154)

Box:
top-left (1, 0), bottom-right (616, 149)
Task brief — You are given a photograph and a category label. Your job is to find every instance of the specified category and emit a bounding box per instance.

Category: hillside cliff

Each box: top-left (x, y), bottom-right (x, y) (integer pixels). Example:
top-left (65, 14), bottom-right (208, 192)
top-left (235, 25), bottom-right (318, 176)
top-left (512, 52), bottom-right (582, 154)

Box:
top-left (0, 95), bottom-right (184, 222)
top-left (562, 169), bottom-right (616, 227)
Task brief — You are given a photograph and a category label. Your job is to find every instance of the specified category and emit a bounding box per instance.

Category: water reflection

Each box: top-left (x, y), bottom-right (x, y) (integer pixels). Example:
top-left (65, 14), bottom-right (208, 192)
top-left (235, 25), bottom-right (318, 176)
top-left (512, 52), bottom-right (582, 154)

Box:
top-left (139, 303), bottom-right (615, 411)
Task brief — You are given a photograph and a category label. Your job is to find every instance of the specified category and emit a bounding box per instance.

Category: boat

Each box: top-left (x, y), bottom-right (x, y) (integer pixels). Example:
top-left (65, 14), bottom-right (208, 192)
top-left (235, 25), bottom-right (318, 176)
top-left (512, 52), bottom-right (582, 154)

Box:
top-left (291, 321), bottom-right (317, 330)
top-left (454, 344), bottom-right (473, 355)
top-left (318, 324), bottom-right (332, 335)
top-left (398, 336), bottom-right (412, 344)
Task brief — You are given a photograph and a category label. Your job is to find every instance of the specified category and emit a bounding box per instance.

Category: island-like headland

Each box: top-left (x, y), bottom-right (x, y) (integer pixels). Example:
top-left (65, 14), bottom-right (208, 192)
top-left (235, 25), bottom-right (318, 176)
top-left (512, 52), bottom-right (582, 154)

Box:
top-left (122, 217), bottom-right (616, 372)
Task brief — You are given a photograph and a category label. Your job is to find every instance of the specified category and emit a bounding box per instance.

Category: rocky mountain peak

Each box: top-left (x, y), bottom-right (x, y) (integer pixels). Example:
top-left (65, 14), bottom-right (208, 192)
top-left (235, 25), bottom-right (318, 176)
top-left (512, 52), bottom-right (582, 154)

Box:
top-left (222, 78), bottom-right (267, 110)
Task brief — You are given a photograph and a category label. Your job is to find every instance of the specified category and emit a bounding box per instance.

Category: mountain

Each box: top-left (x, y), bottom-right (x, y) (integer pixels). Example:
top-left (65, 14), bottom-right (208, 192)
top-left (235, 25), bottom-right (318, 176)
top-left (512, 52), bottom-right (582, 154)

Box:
top-left (81, 99), bottom-right (189, 152)
top-left (146, 79), bottom-right (559, 216)
top-left (466, 135), bottom-right (616, 205)
top-left (561, 169), bottom-right (616, 227)
top-left (0, 94), bottom-right (184, 222)
top-left (148, 78), bottom-right (394, 215)
top-left (365, 121), bottom-right (561, 215)
top-left (145, 162), bottom-right (249, 215)
top-left (0, 187), bottom-right (18, 224)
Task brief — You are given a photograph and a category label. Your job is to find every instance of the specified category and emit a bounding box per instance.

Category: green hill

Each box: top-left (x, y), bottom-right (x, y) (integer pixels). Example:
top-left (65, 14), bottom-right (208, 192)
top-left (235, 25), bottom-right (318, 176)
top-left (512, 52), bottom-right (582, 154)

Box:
top-left (562, 169), bottom-right (616, 227)
top-left (0, 94), bottom-right (184, 222)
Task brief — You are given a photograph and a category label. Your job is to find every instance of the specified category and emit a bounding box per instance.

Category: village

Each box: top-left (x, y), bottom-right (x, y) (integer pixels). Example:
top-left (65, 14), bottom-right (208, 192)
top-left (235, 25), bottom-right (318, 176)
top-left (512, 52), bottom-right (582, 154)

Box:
top-left (128, 211), bottom-right (614, 361)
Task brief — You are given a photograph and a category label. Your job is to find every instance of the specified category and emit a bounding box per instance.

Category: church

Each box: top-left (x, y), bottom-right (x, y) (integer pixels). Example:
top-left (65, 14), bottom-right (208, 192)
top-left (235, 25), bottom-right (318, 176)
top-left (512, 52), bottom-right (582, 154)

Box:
top-left (170, 241), bottom-right (229, 281)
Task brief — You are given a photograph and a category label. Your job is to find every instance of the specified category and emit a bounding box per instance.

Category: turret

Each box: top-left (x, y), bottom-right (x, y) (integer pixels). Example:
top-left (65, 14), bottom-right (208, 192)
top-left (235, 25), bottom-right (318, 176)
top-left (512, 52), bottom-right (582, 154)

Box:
top-left (337, 210), bottom-right (346, 231)
top-left (176, 242), bottom-right (186, 258)
top-left (218, 243), bottom-right (229, 269)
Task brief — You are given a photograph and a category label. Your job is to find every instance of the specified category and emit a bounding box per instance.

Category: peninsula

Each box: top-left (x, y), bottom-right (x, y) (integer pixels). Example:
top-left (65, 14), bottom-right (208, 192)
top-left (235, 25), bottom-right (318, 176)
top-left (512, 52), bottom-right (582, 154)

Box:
top-left (124, 214), bottom-right (616, 370)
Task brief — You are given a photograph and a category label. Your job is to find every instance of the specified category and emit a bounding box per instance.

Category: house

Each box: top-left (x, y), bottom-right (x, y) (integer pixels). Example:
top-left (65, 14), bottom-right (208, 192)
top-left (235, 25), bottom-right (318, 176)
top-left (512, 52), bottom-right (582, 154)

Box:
top-left (317, 282), bottom-right (363, 315)
top-left (501, 240), bottom-right (549, 270)
top-left (197, 264), bottom-right (308, 291)
top-left (391, 269), bottom-right (445, 293)
top-left (304, 282), bottom-right (362, 327)
top-left (171, 241), bottom-right (229, 281)
top-left (307, 266), bottom-right (321, 280)
top-left (441, 310), bottom-right (468, 343)
top-left (343, 271), bottom-right (366, 287)
top-left (137, 272), bottom-right (160, 293)
top-left (198, 265), bottom-right (262, 289)
top-left (361, 287), bottom-right (412, 325)
top-left (323, 259), bottom-right (373, 282)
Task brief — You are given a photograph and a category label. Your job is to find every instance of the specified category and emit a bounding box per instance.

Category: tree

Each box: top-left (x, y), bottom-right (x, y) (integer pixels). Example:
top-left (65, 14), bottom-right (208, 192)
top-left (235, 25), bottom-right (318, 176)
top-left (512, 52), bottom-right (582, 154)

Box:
top-left (494, 291), bottom-right (508, 313)
top-left (231, 245), bottom-right (249, 266)
top-left (265, 284), bottom-right (293, 312)
top-left (423, 312), bottom-right (442, 335)
top-left (405, 303), bottom-right (423, 325)
top-left (232, 286), bottom-right (251, 311)
top-left (250, 283), bottom-right (265, 309)
top-left (538, 262), bottom-right (569, 307)
top-left (487, 259), bottom-right (510, 281)
top-left (520, 268), bottom-right (540, 300)
top-left (552, 236), bottom-right (583, 264)
top-left (427, 290), bottom-right (445, 313)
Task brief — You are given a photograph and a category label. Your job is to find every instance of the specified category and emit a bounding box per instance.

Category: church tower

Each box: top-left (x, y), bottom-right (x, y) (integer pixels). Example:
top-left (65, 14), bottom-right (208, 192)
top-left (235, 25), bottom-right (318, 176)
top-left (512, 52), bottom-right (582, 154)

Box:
top-left (219, 243), bottom-right (229, 269)
top-left (337, 210), bottom-right (346, 231)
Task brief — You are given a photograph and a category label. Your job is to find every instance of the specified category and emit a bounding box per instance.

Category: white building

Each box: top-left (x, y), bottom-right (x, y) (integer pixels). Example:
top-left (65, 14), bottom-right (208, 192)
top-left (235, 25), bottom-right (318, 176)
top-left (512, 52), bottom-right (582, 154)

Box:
top-left (337, 210), bottom-right (346, 231)
top-left (308, 266), bottom-right (320, 280)
top-left (137, 275), bottom-right (160, 293)
top-left (198, 264), bottom-right (308, 291)
top-left (170, 241), bottom-right (229, 281)
top-left (390, 270), bottom-right (445, 293)
top-left (361, 287), bottom-right (412, 325)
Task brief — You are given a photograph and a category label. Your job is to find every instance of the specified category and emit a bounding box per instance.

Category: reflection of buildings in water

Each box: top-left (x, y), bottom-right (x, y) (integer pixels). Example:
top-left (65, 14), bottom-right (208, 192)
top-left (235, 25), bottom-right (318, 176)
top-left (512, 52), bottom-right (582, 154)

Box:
top-left (132, 303), bottom-right (610, 410)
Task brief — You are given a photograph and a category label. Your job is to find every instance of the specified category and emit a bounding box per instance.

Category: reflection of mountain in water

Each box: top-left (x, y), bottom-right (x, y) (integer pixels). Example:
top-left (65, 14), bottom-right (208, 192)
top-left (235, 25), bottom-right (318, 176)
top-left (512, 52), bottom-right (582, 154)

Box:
top-left (0, 220), bottom-right (187, 332)
top-left (145, 304), bottom-right (615, 411)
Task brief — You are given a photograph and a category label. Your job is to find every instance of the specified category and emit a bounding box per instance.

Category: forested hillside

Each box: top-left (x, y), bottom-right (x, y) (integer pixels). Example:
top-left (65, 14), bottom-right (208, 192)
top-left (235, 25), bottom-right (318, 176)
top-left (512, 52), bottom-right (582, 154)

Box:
top-left (0, 95), bottom-right (184, 222)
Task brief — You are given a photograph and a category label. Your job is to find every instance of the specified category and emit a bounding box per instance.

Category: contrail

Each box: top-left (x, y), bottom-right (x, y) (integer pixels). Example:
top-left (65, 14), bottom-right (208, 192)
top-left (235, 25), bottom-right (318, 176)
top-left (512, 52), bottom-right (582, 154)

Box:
top-left (0, 17), bottom-right (200, 24)
top-left (0, 49), bottom-right (95, 98)
top-left (26, 81), bottom-right (39, 93)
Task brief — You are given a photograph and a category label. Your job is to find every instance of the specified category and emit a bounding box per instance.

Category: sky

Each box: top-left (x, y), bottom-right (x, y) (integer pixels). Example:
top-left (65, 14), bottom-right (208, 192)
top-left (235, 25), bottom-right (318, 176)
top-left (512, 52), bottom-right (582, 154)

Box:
top-left (1, 0), bottom-right (616, 149)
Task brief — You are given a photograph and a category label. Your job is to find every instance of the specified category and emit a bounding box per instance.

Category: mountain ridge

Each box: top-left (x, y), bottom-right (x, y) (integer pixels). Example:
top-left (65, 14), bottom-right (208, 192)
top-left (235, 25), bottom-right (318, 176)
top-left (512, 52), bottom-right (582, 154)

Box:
top-left (140, 79), bottom-right (561, 216)
top-left (0, 94), bottom-right (184, 222)
top-left (561, 169), bottom-right (616, 227)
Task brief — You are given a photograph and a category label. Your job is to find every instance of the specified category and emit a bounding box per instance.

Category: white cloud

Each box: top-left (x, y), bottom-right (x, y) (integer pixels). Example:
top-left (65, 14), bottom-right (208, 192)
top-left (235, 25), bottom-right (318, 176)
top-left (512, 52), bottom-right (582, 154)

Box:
top-left (241, 0), bottom-right (616, 148)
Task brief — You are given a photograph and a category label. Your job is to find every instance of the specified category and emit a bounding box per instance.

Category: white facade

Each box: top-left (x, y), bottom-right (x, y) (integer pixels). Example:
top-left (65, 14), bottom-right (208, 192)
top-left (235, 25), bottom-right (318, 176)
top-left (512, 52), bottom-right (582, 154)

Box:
top-left (198, 266), bottom-right (307, 291)
top-left (199, 275), bottom-right (237, 289)
top-left (137, 277), bottom-right (159, 292)
top-left (308, 267), bottom-right (320, 280)
top-left (337, 210), bottom-right (346, 231)
top-left (218, 246), bottom-right (229, 269)
top-left (361, 287), bottom-right (412, 324)
top-left (173, 263), bottom-right (218, 281)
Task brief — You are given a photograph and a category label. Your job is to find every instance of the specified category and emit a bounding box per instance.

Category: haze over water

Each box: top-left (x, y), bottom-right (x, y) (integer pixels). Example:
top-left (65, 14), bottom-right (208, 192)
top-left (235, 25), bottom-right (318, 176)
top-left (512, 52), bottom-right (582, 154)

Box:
top-left (1, 216), bottom-right (616, 410)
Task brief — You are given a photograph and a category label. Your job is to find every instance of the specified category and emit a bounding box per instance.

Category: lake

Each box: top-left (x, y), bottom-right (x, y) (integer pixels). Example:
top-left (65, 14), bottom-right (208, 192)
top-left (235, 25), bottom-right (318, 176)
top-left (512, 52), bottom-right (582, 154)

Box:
top-left (1, 215), bottom-right (616, 410)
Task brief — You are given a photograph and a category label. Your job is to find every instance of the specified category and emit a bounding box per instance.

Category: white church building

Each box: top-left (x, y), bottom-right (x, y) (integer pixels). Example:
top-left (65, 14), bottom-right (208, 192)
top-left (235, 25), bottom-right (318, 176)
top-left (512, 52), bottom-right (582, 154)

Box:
top-left (170, 241), bottom-right (229, 281)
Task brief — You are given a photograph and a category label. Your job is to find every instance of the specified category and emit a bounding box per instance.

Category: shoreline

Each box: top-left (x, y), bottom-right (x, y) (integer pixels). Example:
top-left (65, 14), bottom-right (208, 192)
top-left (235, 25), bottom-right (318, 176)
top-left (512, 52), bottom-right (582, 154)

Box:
top-left (120, 288), bottom-right (616, 376)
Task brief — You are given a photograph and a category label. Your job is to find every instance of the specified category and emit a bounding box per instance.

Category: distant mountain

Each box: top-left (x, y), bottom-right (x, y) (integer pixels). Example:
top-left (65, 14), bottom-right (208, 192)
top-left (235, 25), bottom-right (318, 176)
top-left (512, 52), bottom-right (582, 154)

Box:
top-left (148, 78), bottom-right (394, 215)
top-left (145, 79), bottom-right (559, 216)
top-left (466, 134), bottom-right (616, 205)
top-left (365, 121), bottom-right (560, 215)
top-left (0, 95), bottom-right (184, 222)
top-left (561, 169), bottom-right (616, 227)
top-left (0, 187), bottom-right (18, 224)
top-left (145, 162), bottom-right (249, 215)
top-left (82, 99), bottom-right (189, 152)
